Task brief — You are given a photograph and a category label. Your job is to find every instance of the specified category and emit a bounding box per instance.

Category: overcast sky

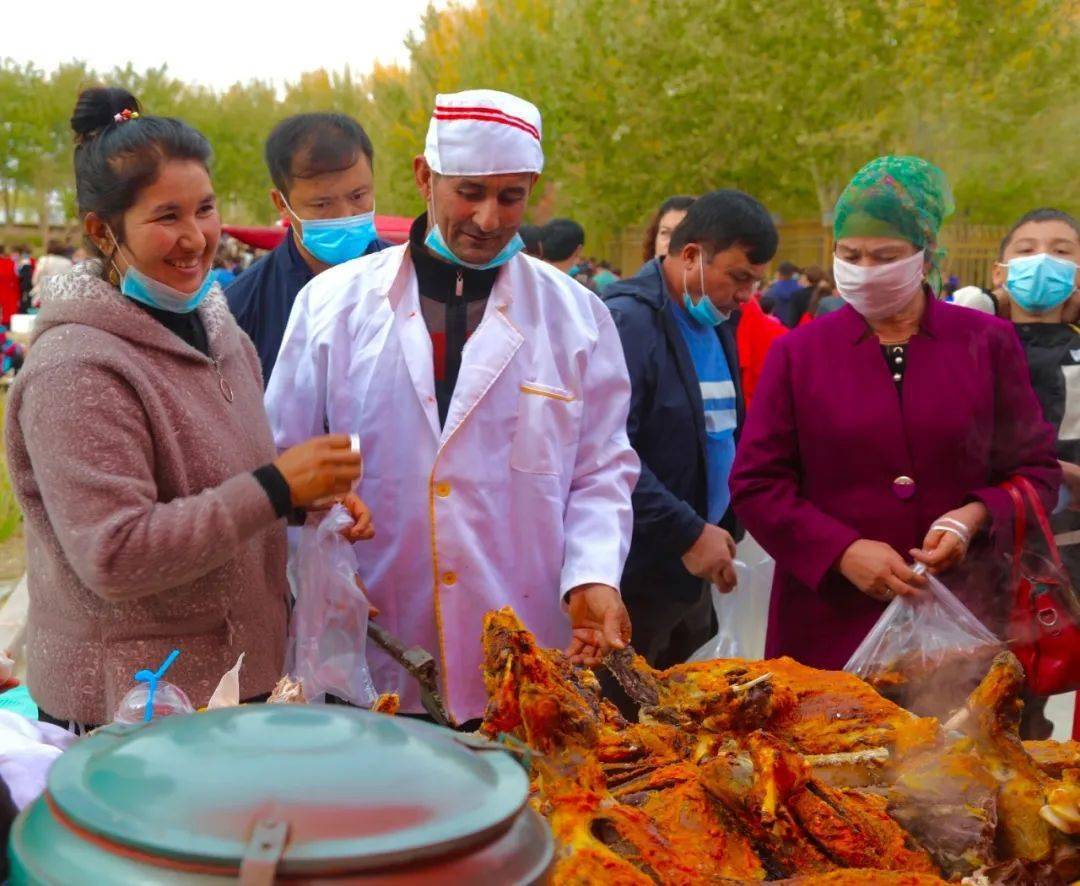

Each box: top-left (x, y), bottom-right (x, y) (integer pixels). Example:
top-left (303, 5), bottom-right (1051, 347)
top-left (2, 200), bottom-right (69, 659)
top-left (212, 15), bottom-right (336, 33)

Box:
top-left (7, 0), bottom-right (446, 90)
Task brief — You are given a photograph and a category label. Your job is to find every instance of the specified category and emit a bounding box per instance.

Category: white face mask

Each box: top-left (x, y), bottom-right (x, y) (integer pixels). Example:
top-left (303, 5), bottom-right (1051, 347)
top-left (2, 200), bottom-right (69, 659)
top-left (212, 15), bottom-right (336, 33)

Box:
top-left (833, 250), bottom-right (925, 321)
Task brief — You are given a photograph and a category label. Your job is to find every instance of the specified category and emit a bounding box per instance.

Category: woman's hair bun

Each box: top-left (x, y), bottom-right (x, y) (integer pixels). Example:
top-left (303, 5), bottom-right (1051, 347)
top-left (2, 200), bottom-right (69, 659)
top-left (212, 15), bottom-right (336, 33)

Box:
top-left (70, 87), bottom-right (142, 144)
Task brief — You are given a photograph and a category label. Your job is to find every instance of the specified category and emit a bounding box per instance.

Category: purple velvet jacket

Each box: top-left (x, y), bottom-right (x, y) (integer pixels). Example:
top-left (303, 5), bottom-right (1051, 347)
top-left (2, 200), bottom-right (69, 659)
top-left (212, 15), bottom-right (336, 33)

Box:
top-left (730, 295), bottom-right (1060, 669)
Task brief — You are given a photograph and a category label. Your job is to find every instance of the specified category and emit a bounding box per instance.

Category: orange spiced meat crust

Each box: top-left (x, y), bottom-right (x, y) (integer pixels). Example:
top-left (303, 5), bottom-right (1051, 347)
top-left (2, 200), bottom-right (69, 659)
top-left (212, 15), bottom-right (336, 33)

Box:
top-left (478, 608), bottom-right (1080, 884)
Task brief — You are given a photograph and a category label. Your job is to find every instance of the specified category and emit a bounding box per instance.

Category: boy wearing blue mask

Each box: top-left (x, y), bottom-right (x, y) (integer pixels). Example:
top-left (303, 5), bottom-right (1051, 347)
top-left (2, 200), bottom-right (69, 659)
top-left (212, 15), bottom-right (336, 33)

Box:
top-left (996, 207), bottom-right (1080, 739)
top-left (998, 209), bottom-right (1080, 499)
top-left (227, 113), bottom-right (391, 384)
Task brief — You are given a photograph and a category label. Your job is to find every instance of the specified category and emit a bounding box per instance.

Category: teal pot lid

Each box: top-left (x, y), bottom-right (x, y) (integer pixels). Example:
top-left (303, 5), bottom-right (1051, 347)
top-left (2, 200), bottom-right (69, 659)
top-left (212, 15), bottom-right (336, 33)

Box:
top-left (46, 706), bottom-right (530, 875)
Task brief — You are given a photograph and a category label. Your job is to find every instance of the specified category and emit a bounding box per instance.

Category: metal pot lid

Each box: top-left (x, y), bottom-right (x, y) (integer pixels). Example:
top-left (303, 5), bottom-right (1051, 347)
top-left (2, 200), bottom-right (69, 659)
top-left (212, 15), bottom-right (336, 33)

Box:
top-left (47, 706), bottom-right (530, 873)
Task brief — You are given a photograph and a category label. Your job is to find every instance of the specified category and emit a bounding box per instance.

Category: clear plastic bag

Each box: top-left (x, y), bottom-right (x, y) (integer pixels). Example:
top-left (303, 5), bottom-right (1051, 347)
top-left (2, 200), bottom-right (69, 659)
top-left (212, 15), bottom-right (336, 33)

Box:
top-left (290, 504), bottom-right (377, 706)
top-left (689, 538), bottom-right (775, 662)
top-left (689, 583), bottom-right (746, 661)
top-left (845, 570), bottom-right (1004, 719)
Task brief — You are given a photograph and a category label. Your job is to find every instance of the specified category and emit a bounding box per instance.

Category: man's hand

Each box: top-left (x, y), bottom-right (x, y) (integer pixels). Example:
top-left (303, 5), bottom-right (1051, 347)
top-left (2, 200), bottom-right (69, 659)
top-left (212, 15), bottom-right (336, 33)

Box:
top-left (339, 491), bottom-right (375, 542)
top-left (681, 524), bottom-right (738, 592)
top-left (910, 501), bottom-right (988, 574)
top-left (565, 584), bottom-right (632, 666)
top-left (839, 539), bottom-right (925, 602)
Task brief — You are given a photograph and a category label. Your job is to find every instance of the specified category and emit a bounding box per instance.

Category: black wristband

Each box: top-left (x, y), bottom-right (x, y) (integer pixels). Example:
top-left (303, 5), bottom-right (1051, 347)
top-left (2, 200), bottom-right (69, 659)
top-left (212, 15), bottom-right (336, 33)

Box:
top-left (252, 464), bottom-right (293, 520)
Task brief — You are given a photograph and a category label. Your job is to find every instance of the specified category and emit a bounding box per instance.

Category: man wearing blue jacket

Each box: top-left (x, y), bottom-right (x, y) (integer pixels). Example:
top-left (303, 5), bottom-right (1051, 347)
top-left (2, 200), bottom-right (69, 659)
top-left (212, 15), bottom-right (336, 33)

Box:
top-left (227, 113), bottom-right (392, 385)
top-left (604, 190), bottom-right (777, 671)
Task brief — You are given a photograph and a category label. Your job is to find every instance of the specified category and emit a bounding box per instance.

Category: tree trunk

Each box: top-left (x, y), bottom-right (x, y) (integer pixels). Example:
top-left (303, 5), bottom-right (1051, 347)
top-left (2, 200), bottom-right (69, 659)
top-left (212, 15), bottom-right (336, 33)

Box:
top-left (37, 186), bottom-right (50, 251)
top-left (0, 184), bottom-right (9, 251)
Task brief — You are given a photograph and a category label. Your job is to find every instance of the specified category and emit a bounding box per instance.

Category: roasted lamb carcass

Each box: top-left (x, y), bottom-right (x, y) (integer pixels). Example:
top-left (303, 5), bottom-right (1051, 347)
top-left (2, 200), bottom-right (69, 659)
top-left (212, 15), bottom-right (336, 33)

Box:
top-left (541, 730), bottom-right (934, 884)
top-left (1041, 769), bottom-right (1080, 837)
top-left (1023, 739), bottom-right (1080, 780)
top-left (774, 874), bottom-right (946, 885)
top-left (371, 692), bottom-right (400, 715)
top-left (879, 735), bottom-right (999, 878)
top-left (480, 607), bottom-right (619, 753)
top-left (947, 653), bottom-right (1056, 863)
top-left (604, 648), bottom-right (940, 758)
top-left (698, 731), bottom-right (938, 880)
top-left (535, 747), bottom-right (765, 884)
top-left (942, 652), bottom-right (1080, 881)
top-left (479, 609), bottom-right (1080, 884)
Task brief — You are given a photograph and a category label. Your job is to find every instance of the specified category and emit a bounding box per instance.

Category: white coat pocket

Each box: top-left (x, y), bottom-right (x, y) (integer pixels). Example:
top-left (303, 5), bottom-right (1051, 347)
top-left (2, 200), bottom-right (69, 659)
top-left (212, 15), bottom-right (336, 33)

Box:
top-left (510, 383), bottom-right (582, 475)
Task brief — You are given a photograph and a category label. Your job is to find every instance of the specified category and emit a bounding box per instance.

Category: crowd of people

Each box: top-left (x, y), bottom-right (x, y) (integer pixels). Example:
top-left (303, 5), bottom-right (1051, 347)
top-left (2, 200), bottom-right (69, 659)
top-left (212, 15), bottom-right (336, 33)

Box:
top-left (519, 217), bottom-right (623, 295)
top-left (2, 83), bottom-right (1077, 742)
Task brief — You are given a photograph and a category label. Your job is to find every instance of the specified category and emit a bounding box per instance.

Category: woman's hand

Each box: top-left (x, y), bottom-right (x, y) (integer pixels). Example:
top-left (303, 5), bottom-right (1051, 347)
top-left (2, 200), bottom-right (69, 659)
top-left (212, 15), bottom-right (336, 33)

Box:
top-left (910, 502), bottom-right (989, 574)
top-left (273, 435), bottom-right (362, 508)
top-left (340, 491), bottom-right (375, 542)
top-left (838, 539), bottom-right (926, 602)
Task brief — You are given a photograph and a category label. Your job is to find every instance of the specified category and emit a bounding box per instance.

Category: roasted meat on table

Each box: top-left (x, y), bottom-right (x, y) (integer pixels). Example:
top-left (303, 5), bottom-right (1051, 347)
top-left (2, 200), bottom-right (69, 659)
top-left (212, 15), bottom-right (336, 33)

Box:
top-left (1022, 739), bottom-right (1080, 780)
top-left (477, 608), bottom-right (1079, 884)
top-left (602, 646), bottom-right (941, 757)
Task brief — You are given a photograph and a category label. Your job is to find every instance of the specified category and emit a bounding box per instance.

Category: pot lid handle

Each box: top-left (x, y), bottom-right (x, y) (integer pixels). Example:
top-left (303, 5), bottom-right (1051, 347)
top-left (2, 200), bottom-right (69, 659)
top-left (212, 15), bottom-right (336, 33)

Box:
top-left (239, 819), bottom-right (289, 886)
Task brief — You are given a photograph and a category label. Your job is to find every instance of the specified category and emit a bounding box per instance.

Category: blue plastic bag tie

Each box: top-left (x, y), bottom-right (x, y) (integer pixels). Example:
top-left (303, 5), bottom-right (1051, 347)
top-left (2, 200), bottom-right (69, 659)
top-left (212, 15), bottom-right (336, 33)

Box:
top-left (133, 649), bottom-right (180, 723)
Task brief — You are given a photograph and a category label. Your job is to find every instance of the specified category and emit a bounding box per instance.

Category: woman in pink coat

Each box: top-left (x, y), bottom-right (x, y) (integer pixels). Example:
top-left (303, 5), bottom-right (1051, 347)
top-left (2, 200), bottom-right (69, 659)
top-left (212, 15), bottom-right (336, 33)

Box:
top-left (5, 87), bottom-right (369, 731)
top-left (730, 156), bottom-right (1059, 675)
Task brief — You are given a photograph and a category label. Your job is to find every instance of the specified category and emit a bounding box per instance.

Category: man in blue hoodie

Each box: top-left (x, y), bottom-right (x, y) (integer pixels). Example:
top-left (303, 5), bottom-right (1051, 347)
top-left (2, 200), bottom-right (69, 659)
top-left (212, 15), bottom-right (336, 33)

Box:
top-left (604, 190), bottom-right (777, 674)
top-left (763, 260), bottom-right (802, 327)
top-left (227, 113), bottom-right (392, 385)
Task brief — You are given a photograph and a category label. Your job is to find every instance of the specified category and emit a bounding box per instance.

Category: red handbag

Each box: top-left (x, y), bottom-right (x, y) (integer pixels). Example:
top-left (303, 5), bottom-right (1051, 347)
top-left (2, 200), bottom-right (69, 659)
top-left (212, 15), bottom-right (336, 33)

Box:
top-left (1004, 476), bottom-right (1080, 697)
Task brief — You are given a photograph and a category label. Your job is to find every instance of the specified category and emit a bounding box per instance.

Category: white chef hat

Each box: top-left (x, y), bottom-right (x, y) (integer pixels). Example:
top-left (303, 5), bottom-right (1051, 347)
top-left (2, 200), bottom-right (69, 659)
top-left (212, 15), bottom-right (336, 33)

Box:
top-left (424, 89), bottom-right (544, 177)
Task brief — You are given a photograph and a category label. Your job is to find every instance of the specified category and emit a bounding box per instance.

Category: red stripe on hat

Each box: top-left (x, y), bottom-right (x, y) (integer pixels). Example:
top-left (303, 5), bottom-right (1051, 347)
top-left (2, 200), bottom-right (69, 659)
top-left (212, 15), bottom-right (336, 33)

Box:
top-left (433, 106), bottom-right (540, 141)
top-left (434, 105), bottom-right (540, 139)
top-left (433, 111), bottom-right (540, 141)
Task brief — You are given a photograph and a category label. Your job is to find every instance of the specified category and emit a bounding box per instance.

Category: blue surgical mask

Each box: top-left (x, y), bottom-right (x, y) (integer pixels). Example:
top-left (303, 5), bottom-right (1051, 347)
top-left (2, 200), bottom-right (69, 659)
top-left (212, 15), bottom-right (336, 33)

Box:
top-left (422, 198), bottom-right (523, 271)
top-left (107, 229), bottom-right (213, 314)
top-left (681, 255), bottom-right (728, 327)
top-left (1003, 253), bottom-right (1078, 314)
top-left (282, 197), bottom-right (378, 266)
top-left (121, 265), bottom-right (214, 314)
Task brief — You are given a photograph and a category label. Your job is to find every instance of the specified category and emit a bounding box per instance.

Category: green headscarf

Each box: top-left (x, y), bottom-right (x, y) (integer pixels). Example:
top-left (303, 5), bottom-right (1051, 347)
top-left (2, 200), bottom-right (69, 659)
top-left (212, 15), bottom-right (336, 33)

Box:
top-left (833, 156), bottom-right (955, 284)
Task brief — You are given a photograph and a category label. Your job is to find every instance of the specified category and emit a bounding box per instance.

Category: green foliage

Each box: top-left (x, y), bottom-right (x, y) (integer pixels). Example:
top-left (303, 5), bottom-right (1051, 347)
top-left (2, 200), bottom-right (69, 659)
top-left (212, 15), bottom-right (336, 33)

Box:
top-left (1, 0), bottom-right (1077, 247)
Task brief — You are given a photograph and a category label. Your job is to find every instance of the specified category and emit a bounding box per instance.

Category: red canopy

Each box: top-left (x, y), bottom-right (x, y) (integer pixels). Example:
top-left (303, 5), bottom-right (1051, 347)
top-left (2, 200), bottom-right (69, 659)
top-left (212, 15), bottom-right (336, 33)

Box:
top-left (222, 215), bottom-right (412, 250)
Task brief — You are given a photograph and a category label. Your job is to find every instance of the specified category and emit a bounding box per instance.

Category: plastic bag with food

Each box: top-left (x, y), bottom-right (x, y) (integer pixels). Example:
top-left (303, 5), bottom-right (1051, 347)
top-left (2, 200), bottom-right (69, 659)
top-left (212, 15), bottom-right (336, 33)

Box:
top-left (845, 569), bottom-right (1004, 718)
top-left (290, 504), bottom-right (377, 706)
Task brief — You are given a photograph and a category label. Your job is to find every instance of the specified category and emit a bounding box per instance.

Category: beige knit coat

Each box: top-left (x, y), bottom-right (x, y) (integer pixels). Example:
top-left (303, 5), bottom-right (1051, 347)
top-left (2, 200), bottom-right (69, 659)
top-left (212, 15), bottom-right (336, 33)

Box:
top-left (4, 263), bottom-right (289, 724)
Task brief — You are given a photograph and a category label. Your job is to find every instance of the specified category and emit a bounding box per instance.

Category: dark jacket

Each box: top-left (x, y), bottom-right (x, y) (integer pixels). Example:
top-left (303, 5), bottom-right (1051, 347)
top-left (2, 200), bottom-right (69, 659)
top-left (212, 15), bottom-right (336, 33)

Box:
top-left (604, 259), bottom-right (745, 602)
top-left (226, 232), bottom-right (390, 385)
top-left (1015, 322), bottom-right (1080, 580)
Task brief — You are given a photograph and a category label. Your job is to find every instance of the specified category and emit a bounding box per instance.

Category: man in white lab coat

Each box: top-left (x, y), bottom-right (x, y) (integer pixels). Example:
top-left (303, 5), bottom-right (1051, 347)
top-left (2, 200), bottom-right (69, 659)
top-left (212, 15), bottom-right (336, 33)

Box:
top-left (266, 90), bottom-right (640, 725)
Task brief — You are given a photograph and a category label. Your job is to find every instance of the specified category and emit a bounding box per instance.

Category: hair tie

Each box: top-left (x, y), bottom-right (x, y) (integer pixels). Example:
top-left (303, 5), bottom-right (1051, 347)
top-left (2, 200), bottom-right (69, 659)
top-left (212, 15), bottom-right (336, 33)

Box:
top-left (113, 108), bottom-right (140, 124)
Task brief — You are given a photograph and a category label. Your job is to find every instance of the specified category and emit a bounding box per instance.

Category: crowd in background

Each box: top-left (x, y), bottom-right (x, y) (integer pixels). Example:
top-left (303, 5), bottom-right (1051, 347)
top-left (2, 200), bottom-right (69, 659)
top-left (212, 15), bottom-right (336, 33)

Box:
top-left (2, 85), bottom-right (1078, 748)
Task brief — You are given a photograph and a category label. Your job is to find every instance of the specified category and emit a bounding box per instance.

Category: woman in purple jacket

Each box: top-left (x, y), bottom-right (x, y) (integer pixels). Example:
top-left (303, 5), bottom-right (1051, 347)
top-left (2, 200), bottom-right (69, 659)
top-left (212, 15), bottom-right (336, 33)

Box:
top-left (730, 156), bottom-right (1060, 674)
